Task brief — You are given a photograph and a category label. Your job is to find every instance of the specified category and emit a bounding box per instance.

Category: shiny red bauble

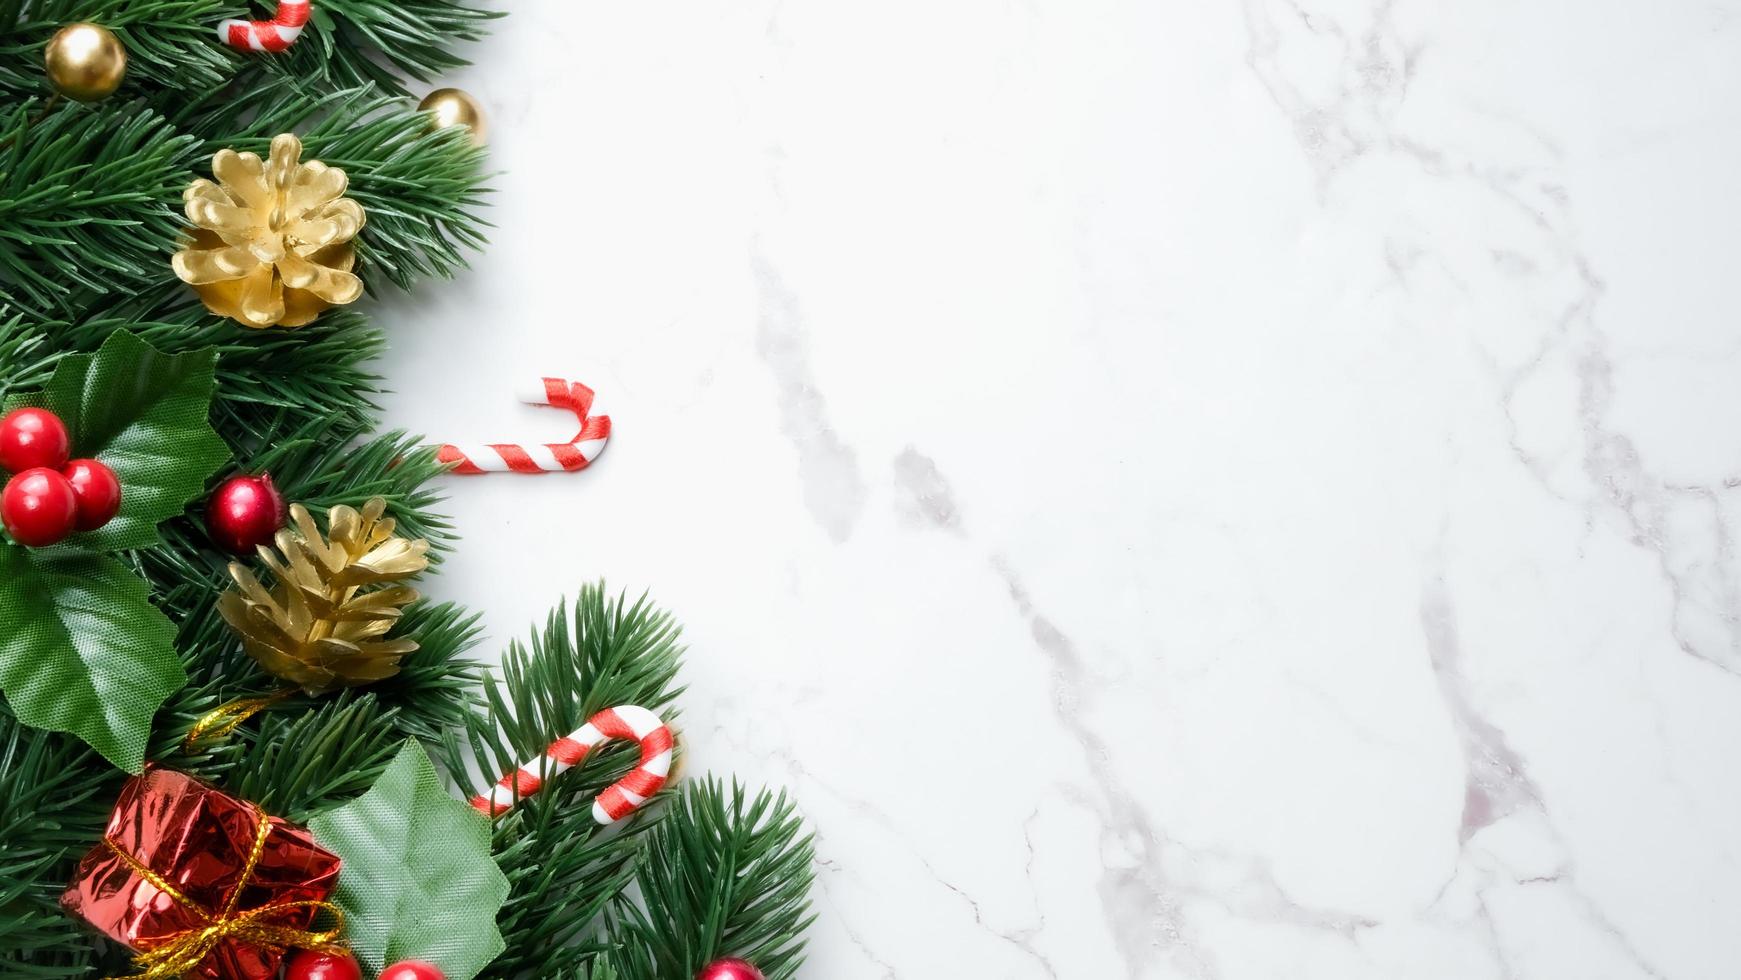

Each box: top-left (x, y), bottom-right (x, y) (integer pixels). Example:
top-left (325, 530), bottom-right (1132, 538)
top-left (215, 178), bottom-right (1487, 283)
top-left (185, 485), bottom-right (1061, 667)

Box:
top-left (2, 467), bottom-right (78, 546)
top-left (696, 958), bottom-right (766, 980)
top-left (379, 961), bottom-right (446, 980)
top-left (0, 407), bottom-right (70, 474)
top-left (61, 458), bottom-right (122, 531)
top-left (204, 472), bottom-right (286, 555)
top-left (284, 950), bottom-right (363, 980)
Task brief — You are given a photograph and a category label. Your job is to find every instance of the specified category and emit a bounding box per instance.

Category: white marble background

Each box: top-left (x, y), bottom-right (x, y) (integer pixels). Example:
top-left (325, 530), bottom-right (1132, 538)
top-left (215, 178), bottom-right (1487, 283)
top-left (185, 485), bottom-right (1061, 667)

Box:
top-left (376, 2), bottom-right (1741, 977)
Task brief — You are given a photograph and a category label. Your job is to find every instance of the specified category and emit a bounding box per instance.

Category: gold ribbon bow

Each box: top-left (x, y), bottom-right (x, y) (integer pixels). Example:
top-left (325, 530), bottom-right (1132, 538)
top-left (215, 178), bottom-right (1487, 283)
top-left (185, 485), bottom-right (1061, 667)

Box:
top-left (104, 801), bottom-right (345, 980)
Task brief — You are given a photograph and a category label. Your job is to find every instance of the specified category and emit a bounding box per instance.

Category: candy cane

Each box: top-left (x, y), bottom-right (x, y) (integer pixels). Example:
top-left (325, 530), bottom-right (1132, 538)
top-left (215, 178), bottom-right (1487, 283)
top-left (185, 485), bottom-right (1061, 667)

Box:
top-left (471, 705), bottom-right (674, 825)
top-left (436, 378), bottom-right (611, 475)
top-left (218, 0), bottom-right (310, 52)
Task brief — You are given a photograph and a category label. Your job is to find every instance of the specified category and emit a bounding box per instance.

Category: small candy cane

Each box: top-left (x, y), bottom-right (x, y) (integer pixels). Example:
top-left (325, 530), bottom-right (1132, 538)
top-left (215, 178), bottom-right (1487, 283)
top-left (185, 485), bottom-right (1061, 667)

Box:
top-left (436, 378), bottom-right (611, 475)
top-left (471, 705), bottom-right (674, 825)
top-left (218, 0), bottom-right (310, 52)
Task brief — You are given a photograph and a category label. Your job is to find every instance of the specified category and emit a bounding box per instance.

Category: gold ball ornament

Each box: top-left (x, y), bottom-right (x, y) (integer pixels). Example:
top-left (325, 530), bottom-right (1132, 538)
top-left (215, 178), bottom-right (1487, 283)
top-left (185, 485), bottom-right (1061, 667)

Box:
top-left (417, 88), bottom-right (487, 147)
top-left (171, 134), bottom-right (367, 329)
top-left (43, 23), bottom-right (127, 102)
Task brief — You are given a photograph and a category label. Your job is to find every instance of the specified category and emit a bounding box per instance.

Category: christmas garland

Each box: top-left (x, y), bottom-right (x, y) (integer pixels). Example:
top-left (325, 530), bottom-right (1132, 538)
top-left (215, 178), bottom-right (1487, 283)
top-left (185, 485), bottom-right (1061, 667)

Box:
top-left (0, 4), bottom-right (813, 980)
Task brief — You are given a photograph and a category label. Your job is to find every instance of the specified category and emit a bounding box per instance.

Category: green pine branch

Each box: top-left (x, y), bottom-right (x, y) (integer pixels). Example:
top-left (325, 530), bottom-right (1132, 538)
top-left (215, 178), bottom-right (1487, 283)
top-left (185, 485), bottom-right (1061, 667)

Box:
top-left (0, 0), bottom-right (232, 96)
top-left (0, 312), bottom-right (390, 447)
top-left (0, 706), bottom-right (116, 978)
top-left (0, 0), bottom-right (495, 100)
top-left (270, 0), bottom-right (499, 94)
top-left (0, 100), bottom-right (200, 316)
top-left (605, 781), bottom-right (817, 980)
top-left (444, 586), bottom-right (687, 979)
top-left (218, 694), bottom-right (408, 823)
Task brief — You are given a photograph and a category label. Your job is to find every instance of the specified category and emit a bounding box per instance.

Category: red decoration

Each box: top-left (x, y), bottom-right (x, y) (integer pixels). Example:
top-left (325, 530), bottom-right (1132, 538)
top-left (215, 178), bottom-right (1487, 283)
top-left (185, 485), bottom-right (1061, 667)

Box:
top-left (62, 458), bottom-right (122, 531)
top-left (470, 705), bottom-right (672, 825)
top-left (285, 949), bottom-right (363, 980)
top-left (436, 377), bottom-right (610, 475)
top-left (2, 467), bottom-right (78, 546)
top-left (60, 767), bottom-right (343, 980)
top-left (220, 0), bottom-right (309, 53)
top-left (205, 472), bottom-right (286, 555)
top-left (380, 962), bottom-right (446, 980)
top-left (697, 958), bottom-right (766, 980)
top-left (0, 407), bottom-right (70, 474)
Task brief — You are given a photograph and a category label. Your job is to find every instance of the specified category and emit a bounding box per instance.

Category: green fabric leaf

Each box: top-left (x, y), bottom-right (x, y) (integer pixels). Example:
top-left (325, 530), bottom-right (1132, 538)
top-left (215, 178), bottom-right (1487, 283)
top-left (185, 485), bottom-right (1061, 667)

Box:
top-left (3, 329), bottom-right (229, 552)
top-left (0, 544), bottom-right (186, 773)
top-left (310, 738), bottom-right (510, 979)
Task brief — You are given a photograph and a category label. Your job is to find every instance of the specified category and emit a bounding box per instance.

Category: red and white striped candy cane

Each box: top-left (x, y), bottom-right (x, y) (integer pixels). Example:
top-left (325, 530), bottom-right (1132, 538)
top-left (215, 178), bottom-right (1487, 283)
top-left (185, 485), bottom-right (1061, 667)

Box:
top-left (436, 378), bottom-right (611, 475)
top-left (218, 0), bottom-right (310, 52)
top-left (471, 705), bottom-right (674, 825)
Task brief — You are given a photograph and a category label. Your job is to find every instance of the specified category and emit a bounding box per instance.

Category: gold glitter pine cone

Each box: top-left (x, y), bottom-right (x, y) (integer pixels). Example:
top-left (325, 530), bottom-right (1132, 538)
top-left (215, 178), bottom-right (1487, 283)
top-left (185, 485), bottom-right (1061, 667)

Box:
top-left (217, 497), bottom-right (428, 694)
top-left (172, 133), bottom-right (366, 329)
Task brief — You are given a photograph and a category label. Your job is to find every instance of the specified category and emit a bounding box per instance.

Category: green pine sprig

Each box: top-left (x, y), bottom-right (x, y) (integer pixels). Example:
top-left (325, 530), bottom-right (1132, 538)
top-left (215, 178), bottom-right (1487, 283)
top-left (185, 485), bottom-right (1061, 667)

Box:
top-left (605, 781), bottom-right (818, 980)
top-left (0, 100), bottom-right (200, 316)
top-left (443, 586), bottom-right (687, 979)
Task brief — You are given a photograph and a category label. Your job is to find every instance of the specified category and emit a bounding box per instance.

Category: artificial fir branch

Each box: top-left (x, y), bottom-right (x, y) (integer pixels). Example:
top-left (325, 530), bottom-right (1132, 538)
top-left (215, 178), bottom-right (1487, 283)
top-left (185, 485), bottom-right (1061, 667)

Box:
top-left (0, 313), bottom-right (58, 403)
top-left (369, 600), bottom-right (487, 741)
top-left (0, 313), bottom-right (390, 445)
top-left (221, 694), bottom-right (408, 823)
top-left (0, 100), bottom-right (200, 316)
top-left (605, 781), bottom-right (817, 980)
top-left (0, 707), bottom-right (114, 978)
top-left (0, 0), bottom-right (232, 95)
top-left (271, 0), bottom-right (499, 94)
top-left (0, 0), bottom-right (493, 99)
top-left (442, 587), bottom-right (688, 979)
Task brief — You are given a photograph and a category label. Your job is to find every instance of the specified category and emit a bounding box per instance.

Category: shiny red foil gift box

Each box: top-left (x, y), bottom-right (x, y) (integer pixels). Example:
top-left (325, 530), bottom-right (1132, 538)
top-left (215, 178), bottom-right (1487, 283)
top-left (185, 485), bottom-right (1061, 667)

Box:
top-left (60, 766), bottom-right (342, 980)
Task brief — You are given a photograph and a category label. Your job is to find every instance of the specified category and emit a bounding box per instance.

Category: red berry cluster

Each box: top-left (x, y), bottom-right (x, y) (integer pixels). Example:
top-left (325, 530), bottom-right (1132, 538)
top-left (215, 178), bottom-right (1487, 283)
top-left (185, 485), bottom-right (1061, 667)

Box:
top-left (0, 408), bottom-right (121, 547)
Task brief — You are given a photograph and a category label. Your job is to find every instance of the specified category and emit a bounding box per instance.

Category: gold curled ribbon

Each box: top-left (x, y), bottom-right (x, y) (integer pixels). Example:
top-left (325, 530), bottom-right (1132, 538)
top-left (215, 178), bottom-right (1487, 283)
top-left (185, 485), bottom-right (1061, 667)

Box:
top-left (103, 801), bottom-right (345, 980)
top-left (182, 688), bottom-right (297, 751)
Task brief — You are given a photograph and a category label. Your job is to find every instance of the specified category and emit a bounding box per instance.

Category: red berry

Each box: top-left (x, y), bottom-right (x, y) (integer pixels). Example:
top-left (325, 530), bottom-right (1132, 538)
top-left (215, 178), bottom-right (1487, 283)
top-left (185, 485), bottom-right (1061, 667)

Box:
top-left (696, 959), bottom-right (766, 980)
top-left (284, 950), bottom-right (363, 980)
top-left (379, 962), bottom-right (445, 980)
top-left (2, 468), bottom-right (78, 547)
top-left (62, 459), bottom-right (121, 531)
top-left (205, 472), bottom-right (286, 555)
top-left (0, 408), bottom-right (70, 474)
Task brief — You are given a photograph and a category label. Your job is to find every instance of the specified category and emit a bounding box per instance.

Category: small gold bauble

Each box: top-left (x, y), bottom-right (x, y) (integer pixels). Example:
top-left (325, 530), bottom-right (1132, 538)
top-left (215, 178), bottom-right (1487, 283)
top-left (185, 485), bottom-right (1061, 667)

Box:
top-left (417, 88), bottom-right (487, 147)
top-left (43, 23), bottom-right (127, 102)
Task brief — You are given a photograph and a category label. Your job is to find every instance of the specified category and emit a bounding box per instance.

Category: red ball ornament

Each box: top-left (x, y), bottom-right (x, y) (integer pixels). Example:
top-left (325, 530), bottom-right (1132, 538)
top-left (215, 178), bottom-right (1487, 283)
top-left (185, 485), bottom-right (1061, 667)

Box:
top-left (62, 458), bottom-right (122, 531)
top-left (205, 472), bottom-right (286, 555)
top-left (697, 958), bottom-right (766, 980)
top-left (0, 407), bottom-right (70, 474)
top-left (2, 467), bottom-right (78, 547)
top-left (284, 950), bottom-right (363, 980)
top-left (379, 962), bottom-right (446, 980)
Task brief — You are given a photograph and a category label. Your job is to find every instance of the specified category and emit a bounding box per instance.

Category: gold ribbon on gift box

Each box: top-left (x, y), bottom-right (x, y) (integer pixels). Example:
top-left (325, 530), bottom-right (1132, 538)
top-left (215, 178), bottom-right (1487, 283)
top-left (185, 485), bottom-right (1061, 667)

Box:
top-left (103, 800), bottom-right (345, 980)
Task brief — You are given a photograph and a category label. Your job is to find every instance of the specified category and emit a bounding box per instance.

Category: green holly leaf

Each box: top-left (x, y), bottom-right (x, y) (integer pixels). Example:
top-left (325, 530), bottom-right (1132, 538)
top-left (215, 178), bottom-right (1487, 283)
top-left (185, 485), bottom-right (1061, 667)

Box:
top-left (0, 544), bottom-right (187, 773)
top-left (3, 330), bottom-right (229, 551)
top-left (311, 739), bottom-right (510, 980)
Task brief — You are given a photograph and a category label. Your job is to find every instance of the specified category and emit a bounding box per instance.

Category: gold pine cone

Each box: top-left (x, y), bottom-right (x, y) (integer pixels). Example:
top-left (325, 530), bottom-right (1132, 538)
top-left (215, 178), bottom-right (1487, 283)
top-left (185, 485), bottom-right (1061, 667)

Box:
top-left (217, 497), bottom-right (429, 694)
top-left (172, 133), bottom-right (366, 329)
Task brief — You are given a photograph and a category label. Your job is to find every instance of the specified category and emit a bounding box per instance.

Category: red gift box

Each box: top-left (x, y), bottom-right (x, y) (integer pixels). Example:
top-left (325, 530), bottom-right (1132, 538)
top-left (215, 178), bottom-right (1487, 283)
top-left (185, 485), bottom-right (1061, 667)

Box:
top-left (61, 766), bottom-right (343, 980)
